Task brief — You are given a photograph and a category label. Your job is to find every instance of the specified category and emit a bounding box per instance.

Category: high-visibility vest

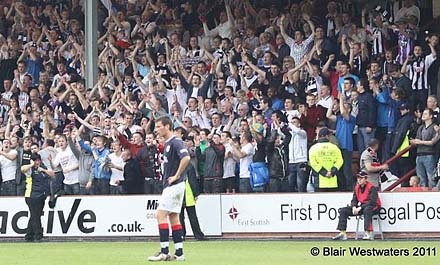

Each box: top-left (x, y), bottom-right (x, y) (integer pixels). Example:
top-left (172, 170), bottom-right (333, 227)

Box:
top-left (397, 130), bottom-right (410, 158)
top-left (309, 141), bottom-right (343, 189)
top-left (185, 179), bottom-right (196, 207)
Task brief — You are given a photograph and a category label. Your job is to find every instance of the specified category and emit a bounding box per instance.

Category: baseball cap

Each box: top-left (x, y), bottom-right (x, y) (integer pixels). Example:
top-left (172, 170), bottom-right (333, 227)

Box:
top-left (399, 103), bottom-right (410, 110)
top-left (318, 127), bottom-right (331, 138)
top-left (251, 123), bottom-right (264, 135)
top-left (357, 171), bottom-right (369, 178)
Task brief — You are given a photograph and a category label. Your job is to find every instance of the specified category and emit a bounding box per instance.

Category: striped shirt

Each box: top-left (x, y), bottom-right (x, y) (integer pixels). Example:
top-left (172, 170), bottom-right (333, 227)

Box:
top-left (306, 75), bottom-right (323, 96)
top-left (18, 92), bottom-right (29, 112)
top-left (366, 25), bottom-right (386, 56)
top-left (286, 34), bottom-right (314, 65)
top-left (406, 54), bottom-right (436, 91)
top-left (395, 31), bottom-right (415, 65)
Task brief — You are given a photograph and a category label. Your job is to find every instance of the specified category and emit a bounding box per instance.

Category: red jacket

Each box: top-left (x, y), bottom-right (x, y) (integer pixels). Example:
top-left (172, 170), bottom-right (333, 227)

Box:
top-left (354, 181), bottom-right (382, 209)
top-left (300, 105), bottom-right (326, 143)
top-left (117, 133), bottom-right (144, 158)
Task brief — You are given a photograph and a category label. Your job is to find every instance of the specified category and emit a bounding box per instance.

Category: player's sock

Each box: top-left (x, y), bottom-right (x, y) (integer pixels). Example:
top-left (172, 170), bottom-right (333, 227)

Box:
top-left (159, 223), bottom-right (169, 254)
top-left (172, 224), bottom-right (184, 256)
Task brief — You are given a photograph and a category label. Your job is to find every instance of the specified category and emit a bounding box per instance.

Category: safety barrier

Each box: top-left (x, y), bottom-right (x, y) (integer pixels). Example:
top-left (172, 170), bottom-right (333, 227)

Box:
top-left (1, 192), bottom-right (440, 238)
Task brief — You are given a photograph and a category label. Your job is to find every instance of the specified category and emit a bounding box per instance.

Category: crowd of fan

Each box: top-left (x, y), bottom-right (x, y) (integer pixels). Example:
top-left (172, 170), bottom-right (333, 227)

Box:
top-left (0, 0), bottom-right (439, 197)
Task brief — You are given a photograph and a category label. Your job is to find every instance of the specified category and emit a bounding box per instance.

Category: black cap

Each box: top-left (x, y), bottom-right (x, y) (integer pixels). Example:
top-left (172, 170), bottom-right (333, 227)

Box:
top-left (399, 103), bottom-right (410, 110)
top-left (357, 171), bottom-right (369, 178)
top-left (318, 127), bottom-right (331, 138)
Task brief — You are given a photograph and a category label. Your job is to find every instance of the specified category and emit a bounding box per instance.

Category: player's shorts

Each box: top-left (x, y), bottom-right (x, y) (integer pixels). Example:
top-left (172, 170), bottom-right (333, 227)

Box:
top-left (157, 181), bottom-right (186, 213)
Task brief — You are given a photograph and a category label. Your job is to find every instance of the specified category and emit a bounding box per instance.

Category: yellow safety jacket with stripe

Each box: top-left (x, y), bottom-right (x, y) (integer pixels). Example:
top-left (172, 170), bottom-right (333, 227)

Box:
top-left (309, 140), bottom-right (344, 188)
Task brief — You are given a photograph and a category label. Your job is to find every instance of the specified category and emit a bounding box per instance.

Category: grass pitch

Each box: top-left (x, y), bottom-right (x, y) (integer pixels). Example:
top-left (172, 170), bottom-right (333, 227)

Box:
top-left (0, 240), bottom-right (439, 265)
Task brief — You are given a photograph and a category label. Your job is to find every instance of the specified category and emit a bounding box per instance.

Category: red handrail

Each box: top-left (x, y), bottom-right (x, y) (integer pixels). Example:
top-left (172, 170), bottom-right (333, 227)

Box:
top-left (383, 144), bottom-right (415, 165)
top-left (383, 168), bottom-right (417, 192)
top-left (382, 144), bottom-right (416, 192)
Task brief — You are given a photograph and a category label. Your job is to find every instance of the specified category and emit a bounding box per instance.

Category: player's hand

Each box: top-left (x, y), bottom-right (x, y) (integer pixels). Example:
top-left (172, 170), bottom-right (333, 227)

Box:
top-left (168, 175), bottom-right (178, 185)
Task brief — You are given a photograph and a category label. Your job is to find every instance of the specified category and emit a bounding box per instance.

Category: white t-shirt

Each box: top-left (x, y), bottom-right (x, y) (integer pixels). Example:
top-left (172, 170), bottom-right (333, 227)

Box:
top-left (239, 143), bottom-right (254, 179)
top-left (0, 150), bottom-right (18, 182)
top-left (53, 147), bottom-right (80, 185)
top-left (318, 96), bottom-right (332, 110)
top-left (118, 124), bottom-right (143, 137)
top-left (164, 85), bottom-right (188, 114)
top-left (51, 72), bottom-right (70, 88)
top-left (207, 21), bottom-right (233, 39)
top-left (283, 109), bottom-right (300, 123)
top-left (183, 109), bottom-right (210, 128)
top-left (223, 144), bottom-right (236, 179)
top-left (109, 153), bottom-right (125, 186)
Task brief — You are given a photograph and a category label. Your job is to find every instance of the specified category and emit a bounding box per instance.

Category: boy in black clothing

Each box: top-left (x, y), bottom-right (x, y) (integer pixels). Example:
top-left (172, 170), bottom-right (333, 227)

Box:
top-left (121, 149), bottom-right (143, 194)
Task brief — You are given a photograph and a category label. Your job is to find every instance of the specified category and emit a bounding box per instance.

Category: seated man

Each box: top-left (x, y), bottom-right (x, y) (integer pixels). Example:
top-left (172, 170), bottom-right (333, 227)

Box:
top-left (332, 171), bottom-right (382, 240)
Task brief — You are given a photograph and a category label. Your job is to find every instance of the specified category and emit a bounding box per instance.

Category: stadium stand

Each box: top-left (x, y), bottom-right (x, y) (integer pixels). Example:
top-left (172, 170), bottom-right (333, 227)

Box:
top-left (0, 0), bottom-right (439, 198)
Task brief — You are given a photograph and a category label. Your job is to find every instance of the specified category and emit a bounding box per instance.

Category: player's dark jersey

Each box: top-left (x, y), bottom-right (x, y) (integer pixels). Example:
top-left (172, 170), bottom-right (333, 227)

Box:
top-left (162, 136), bottom-right (189, 188)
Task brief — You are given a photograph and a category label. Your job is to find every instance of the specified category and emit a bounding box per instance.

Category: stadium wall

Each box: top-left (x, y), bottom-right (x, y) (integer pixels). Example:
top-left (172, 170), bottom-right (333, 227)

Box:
top-left (1, 193), bottom-right (439, 238)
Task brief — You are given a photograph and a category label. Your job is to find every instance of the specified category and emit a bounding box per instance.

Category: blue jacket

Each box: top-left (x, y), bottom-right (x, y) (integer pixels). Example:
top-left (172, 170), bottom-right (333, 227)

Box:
top-left (271, 97), bottom-right (285, 111)
top-left (357, 91), bottom-right (377, 128)
top-left (375, 86), bottom-right (391, 128)
top-left (79, 140), bottom-right (111, 180)
top-left (387, 99), bottom-right (402, 133)
top-left (338, 74), bottom-right (359, 92)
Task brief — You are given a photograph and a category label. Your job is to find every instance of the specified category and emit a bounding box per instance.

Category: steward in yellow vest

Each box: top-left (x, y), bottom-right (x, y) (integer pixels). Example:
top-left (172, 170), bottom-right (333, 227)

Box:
top-left (179, 163), bottom-right (207, 240)
top-left (309, 128), bottom-right (344, 191)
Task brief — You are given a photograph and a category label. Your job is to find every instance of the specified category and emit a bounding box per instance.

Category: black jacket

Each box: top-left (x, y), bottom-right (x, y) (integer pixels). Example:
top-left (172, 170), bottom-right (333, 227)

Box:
top-left (356, 91), bottom-right (377, 128)
top-left (122, 159), bottom-right (143, 194)
top-left (394, 75), bottom-right (412, 99)
top-left (267, 126), bottom-right (291, 179)
top-left (391, 113), bottom-right (414, 154)
top-left (187, 164), bottom-right (200, 197)
top-left (137, 145), bottom-right (158, 178)
top-left (178, 73), bottom-right (213, 99)
top-left (26, 166), bottom-right (50, 199)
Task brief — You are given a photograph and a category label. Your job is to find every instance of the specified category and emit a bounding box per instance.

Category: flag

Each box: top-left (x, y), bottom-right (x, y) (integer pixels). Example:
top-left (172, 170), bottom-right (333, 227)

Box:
top-left (101, 0), bottom-right (112, 16)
